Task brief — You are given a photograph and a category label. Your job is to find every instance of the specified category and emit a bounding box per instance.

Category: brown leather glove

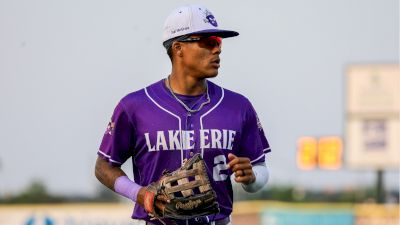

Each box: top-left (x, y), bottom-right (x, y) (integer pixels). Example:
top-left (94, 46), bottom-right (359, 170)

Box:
top-left (139, 154), bottom-right (220, 220)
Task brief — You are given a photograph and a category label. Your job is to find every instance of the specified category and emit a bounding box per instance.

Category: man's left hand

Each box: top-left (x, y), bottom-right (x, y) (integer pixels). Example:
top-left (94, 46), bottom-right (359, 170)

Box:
top-left (227, 153), bottom-right (255, 185)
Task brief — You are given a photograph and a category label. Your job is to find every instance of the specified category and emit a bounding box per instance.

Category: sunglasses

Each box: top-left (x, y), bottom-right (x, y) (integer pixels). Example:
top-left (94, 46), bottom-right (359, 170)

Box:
top-left (178, 36), bottom-right (222, 48)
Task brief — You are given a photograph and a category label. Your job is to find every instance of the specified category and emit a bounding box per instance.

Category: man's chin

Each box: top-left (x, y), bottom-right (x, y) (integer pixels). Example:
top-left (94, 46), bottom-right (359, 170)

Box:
top-left (205, 70), bottom-right (219, 78)
top-left (196, 70), bottom-right (219, 79)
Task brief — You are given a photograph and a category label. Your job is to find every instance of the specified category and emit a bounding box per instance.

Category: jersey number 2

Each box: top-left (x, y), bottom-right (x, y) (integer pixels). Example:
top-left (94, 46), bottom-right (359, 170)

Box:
top-left (213, 155), bottom-right (228, 181)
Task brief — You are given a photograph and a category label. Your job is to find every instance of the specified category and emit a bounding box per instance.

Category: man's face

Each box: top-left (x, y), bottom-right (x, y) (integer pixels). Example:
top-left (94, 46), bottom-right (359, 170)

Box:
top-left (177, 35), bottom-right (222, 79)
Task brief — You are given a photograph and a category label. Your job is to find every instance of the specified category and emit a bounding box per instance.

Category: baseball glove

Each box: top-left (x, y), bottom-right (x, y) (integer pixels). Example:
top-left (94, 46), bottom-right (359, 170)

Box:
top-left (143, 153), bottom-right (220, 221)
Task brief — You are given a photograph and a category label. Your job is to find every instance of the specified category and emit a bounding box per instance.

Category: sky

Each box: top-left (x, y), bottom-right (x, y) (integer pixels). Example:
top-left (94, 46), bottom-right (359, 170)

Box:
top-left (0, 0), bottom-right (398, 196)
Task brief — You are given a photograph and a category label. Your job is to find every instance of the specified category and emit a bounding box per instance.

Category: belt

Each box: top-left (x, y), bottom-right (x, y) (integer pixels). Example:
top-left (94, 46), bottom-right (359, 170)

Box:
top-left (145, 217), bottom-right (230, 225)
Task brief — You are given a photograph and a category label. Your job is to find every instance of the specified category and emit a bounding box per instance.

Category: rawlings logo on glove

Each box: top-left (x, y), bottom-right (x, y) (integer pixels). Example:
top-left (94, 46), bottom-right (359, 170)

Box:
top-left (176, 199), bottom-right (202, 210)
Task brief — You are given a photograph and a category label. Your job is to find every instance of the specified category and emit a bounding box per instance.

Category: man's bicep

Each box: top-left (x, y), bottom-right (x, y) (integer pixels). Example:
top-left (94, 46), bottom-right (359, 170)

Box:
top-left (98, 101), bottom-right (135, 167)
top-left (239, 101), bottom-right (270, 162)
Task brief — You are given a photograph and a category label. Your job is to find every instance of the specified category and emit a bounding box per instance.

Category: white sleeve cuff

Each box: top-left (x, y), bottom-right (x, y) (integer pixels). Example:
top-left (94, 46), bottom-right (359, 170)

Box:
top-left (241, 163), bottom-right (269, 193)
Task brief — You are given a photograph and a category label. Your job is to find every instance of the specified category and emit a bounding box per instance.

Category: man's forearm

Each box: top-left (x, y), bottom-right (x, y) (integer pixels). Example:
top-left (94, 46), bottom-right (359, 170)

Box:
top-left (241, 162), bottom-right (269, 193)
top-left (95, 156), bottom-right (126, 191)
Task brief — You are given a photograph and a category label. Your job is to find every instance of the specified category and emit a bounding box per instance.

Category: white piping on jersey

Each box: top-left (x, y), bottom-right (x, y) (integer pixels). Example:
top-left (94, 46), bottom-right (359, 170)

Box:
top-left (98, 150), bottom-right (123, 164)
top-left (250, 153), bottom-right (265, 164)
top-left (199, 87), bottom-right (225, 157)
top-left (249, 148), bottom-right (271, 165)
top-left (144, 87), bottom-right (184, 165)
top-left (263, 147), bottom-right (271, 153)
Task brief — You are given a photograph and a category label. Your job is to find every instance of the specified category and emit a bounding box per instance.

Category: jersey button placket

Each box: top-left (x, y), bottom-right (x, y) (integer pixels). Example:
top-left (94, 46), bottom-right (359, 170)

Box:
top-left (185, 112), bottom-right (192, 159)
top-left (185, 112), bottom-right (197, 159)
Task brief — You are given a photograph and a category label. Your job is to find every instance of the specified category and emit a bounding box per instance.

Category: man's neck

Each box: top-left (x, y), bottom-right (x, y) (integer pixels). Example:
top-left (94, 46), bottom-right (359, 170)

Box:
top-left (167, 72), bottom-right (207, 96)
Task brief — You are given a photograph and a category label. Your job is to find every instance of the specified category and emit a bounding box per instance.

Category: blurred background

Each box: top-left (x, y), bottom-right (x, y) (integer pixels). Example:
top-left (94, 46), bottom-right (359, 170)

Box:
top-left (0, 0), bottom-right (398, 224)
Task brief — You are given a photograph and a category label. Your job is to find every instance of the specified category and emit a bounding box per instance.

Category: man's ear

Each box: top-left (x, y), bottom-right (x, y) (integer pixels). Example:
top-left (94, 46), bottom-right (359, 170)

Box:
top-left (172, 42), bottom-right (183, 57)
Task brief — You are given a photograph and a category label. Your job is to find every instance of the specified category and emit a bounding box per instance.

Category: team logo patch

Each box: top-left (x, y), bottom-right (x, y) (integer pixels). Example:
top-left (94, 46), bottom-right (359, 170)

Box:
top-left (256, 115), bottom-right (263, 131)
top-left (204, 10), bottom-right (218, 27)
top-left (106, 121), bottom-right (115, 135)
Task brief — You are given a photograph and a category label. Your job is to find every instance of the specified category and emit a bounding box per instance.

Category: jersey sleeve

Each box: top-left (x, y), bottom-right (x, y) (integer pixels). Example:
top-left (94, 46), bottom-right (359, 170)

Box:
top-left (238, 101), bottom-right (271, 165)
top-left (98, 101), bottom-right (134, 167)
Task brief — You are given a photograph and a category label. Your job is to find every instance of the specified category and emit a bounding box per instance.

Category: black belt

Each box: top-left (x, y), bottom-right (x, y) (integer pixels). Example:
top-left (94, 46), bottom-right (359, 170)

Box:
top-left (145, 217), bottom-right (230, 225)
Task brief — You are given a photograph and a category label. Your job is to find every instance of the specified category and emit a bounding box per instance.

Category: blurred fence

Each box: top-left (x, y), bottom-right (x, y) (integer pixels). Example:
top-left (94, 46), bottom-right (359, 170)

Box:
top-left (262, 208), bottom-right (354, 225)
top-left (0, 201), bottom-right (398, 225)
top-left (0, 204), bottom-right (140, 225)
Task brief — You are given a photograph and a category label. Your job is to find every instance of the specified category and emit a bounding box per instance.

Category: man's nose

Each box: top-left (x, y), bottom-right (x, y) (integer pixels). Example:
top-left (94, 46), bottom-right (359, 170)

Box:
top-left (213, 44), bottom-right (222, 54)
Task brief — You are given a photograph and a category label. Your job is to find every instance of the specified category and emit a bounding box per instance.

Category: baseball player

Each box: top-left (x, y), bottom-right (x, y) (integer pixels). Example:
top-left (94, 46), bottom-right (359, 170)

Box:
top-left (95, 4), bottom-right (271, 225)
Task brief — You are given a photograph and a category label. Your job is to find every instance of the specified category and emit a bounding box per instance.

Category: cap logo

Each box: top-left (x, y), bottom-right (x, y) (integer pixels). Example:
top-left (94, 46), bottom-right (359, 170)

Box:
top-left (204, 10), bottom-right (218, 27)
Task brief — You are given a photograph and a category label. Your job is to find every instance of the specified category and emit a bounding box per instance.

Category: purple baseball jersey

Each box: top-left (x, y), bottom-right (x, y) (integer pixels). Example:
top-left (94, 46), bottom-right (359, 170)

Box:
top-left (98, 79), bottom-right (271, 223)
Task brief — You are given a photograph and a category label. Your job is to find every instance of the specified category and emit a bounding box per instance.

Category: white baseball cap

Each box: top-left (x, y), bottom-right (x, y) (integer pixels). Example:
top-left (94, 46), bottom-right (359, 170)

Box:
top-left (162, 4), bottom-right (239, 43)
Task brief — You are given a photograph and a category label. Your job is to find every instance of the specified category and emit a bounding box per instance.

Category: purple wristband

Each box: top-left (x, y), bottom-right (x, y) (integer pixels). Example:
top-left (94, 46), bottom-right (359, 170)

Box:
top-left (114, 176), bottom-right (142, 202)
